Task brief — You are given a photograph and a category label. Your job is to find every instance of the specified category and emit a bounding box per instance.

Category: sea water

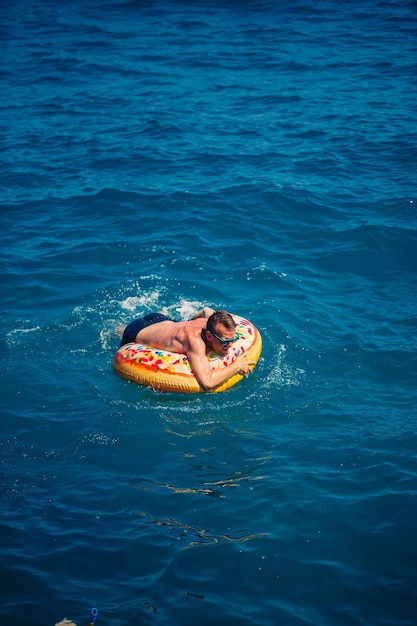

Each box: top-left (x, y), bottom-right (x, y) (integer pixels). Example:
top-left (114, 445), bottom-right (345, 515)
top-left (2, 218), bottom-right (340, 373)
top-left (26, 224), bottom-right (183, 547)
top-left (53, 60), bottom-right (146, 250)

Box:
top-left (1, 1), bottom-right (417, 625)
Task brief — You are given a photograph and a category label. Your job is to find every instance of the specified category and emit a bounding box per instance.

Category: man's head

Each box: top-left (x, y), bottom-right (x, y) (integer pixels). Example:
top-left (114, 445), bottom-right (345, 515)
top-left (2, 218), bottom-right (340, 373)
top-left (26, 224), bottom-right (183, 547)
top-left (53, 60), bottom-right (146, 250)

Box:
top-left (205, 310), bottom-right (239, 356)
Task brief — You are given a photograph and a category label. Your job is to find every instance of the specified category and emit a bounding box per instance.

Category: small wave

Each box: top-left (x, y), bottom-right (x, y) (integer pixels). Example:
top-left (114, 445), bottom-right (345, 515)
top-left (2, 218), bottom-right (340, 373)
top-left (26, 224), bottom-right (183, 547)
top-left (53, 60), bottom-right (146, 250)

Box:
top-left (264, 344), bottom-right (304, 389)
top-left (5, 323), bottom-right (41, 348)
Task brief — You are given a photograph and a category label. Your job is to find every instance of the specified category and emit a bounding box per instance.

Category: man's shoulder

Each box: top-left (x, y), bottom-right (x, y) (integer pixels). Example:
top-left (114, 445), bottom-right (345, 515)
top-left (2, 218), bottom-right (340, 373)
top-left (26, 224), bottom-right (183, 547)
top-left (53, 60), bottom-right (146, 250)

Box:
top-left (183, 318), bottom-right (207, 330)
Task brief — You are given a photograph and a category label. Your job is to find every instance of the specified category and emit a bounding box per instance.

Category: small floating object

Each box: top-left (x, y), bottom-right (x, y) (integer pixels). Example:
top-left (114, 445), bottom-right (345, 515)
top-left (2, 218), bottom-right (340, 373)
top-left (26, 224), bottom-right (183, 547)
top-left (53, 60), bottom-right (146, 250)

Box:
top-left (89, 608), bottom-right (98, 626)
top-left (113, 315), bottom-right (262, 393)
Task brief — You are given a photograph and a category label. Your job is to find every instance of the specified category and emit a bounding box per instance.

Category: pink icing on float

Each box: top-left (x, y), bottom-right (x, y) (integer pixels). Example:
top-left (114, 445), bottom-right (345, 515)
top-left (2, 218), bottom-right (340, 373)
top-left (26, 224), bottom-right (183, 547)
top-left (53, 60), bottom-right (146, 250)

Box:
top-left (113, 315), bottom-right (262, 393)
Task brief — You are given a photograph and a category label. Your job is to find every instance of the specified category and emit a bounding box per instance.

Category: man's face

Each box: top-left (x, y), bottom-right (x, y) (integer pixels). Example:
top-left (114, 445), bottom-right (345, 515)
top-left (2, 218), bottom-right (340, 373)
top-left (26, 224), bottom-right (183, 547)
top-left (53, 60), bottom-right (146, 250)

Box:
top-left (208, 323), bottom-right (238, 356)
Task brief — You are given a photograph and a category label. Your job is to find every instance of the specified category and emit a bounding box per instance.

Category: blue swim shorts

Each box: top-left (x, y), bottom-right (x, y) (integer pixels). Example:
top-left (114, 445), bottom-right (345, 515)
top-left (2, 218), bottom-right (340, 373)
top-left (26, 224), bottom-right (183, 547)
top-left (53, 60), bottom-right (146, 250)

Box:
top-left (120, 313), bottom-right (177, 346)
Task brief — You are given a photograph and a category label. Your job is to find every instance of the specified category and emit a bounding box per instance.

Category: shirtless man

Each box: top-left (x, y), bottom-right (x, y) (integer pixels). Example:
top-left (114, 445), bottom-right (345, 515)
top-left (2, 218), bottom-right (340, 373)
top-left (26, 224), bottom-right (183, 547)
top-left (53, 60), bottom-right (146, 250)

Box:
top-left (120, 307), bottom-right (255, 391)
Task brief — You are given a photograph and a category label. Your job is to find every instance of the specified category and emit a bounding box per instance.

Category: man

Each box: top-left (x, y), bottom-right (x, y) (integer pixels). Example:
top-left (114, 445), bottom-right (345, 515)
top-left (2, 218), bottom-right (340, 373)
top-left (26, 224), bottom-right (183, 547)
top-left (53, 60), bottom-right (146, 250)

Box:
top-left (120, 307), bottom-right (255, 391)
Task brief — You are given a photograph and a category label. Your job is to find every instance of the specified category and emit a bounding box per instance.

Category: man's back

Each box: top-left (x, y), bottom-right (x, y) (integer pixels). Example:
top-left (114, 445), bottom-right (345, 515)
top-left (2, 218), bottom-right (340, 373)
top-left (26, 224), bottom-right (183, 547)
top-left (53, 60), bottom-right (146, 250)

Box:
top-left (135, 318), bottom-right (207, 354)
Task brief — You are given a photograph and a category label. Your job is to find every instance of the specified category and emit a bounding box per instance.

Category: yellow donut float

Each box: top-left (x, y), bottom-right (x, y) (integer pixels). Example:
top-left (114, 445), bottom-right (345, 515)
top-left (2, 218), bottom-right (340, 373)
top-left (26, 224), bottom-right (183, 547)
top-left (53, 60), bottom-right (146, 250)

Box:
top-left (113, 315), bottom-right (262, 393)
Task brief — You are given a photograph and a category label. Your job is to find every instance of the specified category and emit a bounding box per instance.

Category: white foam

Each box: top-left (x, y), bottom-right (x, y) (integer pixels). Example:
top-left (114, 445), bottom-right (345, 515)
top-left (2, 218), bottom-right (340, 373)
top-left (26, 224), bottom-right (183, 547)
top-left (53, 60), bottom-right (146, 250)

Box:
top-left (264, 344), bottom-right (304, 388)
top-left (6, 325), bottom-right (41, 347)
top-left (172, 299), bottom-right (202, 320)
top-left (9, 325), bottom-right (41, 335)
top-left (121, 290), bottom-right (161, 311)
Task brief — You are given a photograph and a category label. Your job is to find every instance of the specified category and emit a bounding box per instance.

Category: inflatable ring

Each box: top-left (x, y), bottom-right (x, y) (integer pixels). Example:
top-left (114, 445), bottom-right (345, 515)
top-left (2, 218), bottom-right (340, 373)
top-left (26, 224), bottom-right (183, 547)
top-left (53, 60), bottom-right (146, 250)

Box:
top-left (113, 315), bottom-right (262, 393)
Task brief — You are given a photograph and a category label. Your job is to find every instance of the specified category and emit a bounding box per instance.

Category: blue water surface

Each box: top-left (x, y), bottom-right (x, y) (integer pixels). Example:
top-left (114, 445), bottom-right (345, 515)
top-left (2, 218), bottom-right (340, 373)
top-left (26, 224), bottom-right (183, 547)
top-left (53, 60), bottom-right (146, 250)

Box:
top-left (1, 1), bottom-right (417, 625)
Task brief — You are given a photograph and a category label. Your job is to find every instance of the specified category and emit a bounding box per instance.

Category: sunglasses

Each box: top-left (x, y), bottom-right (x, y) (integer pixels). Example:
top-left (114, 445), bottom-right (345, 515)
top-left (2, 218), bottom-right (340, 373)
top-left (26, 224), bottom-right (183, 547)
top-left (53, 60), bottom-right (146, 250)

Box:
top-left (212, 331), bottom-right (240, 345)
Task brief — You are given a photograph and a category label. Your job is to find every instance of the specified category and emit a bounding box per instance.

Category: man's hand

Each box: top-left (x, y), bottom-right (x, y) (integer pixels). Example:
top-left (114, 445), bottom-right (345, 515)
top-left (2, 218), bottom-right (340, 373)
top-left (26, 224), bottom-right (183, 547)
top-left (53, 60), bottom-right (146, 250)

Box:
top-left (234, 353), bottom-right (256, 377)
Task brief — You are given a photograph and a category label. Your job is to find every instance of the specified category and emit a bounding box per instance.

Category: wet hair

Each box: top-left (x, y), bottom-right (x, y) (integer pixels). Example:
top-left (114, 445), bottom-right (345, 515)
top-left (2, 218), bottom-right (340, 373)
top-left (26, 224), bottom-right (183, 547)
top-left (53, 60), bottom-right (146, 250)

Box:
top-left (206, 310), bottom-right (236, 334)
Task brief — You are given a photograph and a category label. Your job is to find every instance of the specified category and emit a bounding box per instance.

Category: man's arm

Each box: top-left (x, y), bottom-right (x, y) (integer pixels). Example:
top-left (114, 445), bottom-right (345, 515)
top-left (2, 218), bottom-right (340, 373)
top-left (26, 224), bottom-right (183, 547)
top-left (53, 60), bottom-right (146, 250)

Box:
top-left (190, 306), bottom-right (215, 320)
top-left (186, 337), bottom-right (255, 391)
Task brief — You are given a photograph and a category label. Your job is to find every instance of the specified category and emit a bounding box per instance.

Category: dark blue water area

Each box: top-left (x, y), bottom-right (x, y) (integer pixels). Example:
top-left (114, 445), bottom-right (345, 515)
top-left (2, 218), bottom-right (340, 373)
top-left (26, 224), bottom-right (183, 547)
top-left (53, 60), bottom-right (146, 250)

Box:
top-left (1, 1), bottom-right (417, 625)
